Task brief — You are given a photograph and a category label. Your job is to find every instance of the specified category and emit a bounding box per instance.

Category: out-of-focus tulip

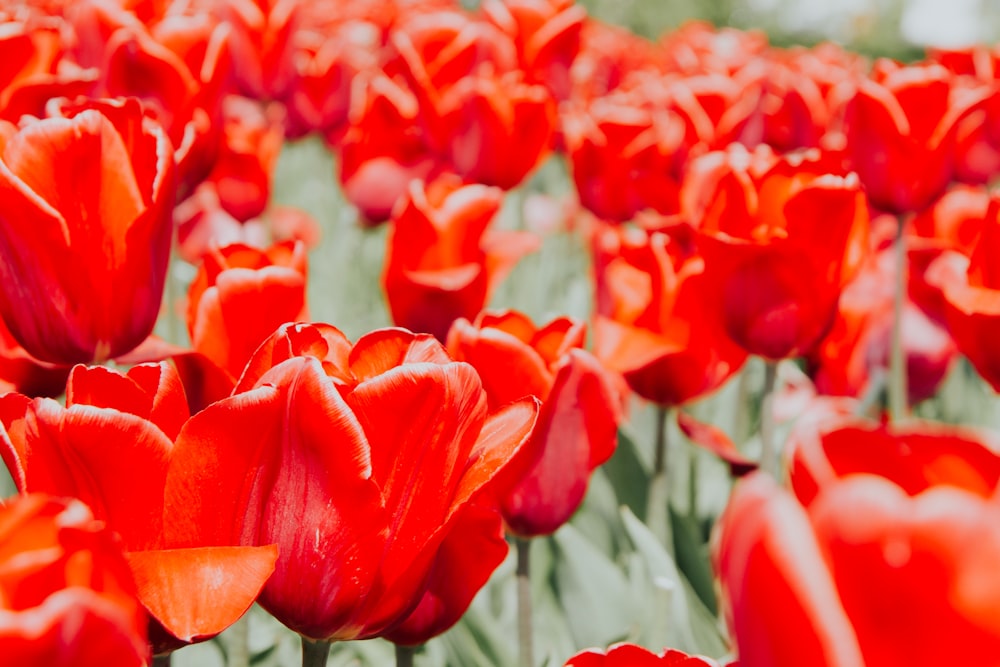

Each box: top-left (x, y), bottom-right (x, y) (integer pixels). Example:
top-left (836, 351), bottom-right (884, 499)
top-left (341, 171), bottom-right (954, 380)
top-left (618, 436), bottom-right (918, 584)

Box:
top-left (787, 416), bottom-right (1000, 506)
top-left (284, 22), bottom-right (377, 139)
top-left (205, 95), bottom-right (284, 222)
top-left (928, 45), bottom-right (1000, 185)
top-left (0, 97), bottom-right (175, 364)
top-left (210, 0), bottom-right (299, 101)
top-left (439, 68), bottom-right (555, 190)
top-left (716, 419), bottom-right (1000, 667)
top-left (928, 198), bottom-right (1000, 391)
top-left (684, 146), bottom-right (868, 360)
top-left (447, 310), bottom-right (620, 536)
top-left (1, 362), bottom-right (279, 655)
top-left (383, 177), bottom-right (537, 342)
top-left (843, 59), bottom-right (989, 214)
top-left (187, 240), bottom-right (308, 383)
top-left (164, 323), bottom-right (539, 641)
top-left (338, 73), bottom-right (439, 224)
top-left (592, 221), bottom-right (747, 406)
top-left (810, 243), bottom-right (957, 405)
top-left (563, 95), bottom-right (691, 221)
top-left (482, 0), bottom-right (585, 101)
top-left (0, 494), bottom-right (149, 667)
top-left (106, 15), bottom-right (232, 196)
top-left (565, 643), bottom-right (729, 666)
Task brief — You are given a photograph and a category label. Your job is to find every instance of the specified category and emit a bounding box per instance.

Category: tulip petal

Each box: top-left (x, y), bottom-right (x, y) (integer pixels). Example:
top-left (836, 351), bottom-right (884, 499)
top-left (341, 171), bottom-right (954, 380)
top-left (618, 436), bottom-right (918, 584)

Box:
top-left (126, 545), bottom-right (278, 644)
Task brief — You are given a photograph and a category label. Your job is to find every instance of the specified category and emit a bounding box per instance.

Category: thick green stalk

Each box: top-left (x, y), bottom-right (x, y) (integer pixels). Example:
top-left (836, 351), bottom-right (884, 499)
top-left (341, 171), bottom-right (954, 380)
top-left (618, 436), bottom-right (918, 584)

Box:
top-left (301, 637), bottom-right (332, 667)
top-left (646, 406), bottom-right (672, 545)
top-left (396, 644), bottom-right (416, 667)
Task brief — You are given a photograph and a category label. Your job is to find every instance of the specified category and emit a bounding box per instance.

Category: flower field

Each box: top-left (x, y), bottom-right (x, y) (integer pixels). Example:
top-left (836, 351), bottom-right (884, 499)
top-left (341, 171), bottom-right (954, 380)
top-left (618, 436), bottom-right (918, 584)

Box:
top-left (3, 1), bottom-right (1000, 666)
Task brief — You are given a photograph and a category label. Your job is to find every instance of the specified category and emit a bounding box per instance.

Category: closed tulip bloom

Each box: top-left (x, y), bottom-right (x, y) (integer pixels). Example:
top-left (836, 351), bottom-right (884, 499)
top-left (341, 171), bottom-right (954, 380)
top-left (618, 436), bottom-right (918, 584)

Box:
top-left (0, 494), bottom-right (149, 667)
top-left (447, 310), bottom-right (620, 536)
top-left (592, 221), bottom-right (747, 406)
top-left (187, 240), bottom-right (308, 383)
top-left (165, 323), bottom-right (539, 641)
top-left (383, 177), bottom-right (536, 341)
top-left (716, 420), bottom-right (1000, 667)
top-left (439, 68), bottom-right (556, 190)
top-left (843, 60), bottom-right (989, 214)
top-left (685, 146), bottom-right (868, 360)
top-left (0, 97), bottom-right (175, 365)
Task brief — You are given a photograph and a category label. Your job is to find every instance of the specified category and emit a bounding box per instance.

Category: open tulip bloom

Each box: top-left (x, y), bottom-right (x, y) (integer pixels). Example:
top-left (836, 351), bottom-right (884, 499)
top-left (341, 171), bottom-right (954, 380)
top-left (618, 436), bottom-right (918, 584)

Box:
top-left (9, 2), bottom-right (1000, 666)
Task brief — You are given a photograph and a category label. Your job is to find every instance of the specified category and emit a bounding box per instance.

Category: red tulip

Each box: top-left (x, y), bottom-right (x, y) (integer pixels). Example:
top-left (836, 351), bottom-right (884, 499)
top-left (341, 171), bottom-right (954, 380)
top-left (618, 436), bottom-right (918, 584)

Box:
top-left (164, 323), bottom-right (539, 641)
top-left (592, 221), bottom-right (747, 406)
top-left (338, 73), bottom-right (439, 223)
top-left (0, 96), bottom-right (175, 364)
top-left (0, 362), bottom-right (279, 654)
top-left (843, 60), bottom-right (989, 214)
top-left (0, 316), bottom-right (70, 397)
top-left (660, 21), bottom-right (767, 76)
top-left (788, 417), bottom-right (1000, 507)
top-left (205, 95), bottom-right (284, 222)
top-left (0, 494), bottom-right (149, 667)
top-left (809, 243), bottom-right (957, 405)
top-left (439, 67), bottom-right (556, 190)
top-left (383, 177), bottom-right (537, 341)
top-left (384, 499), bottom-right (508, 645)
top-left (447, 310), bottom-right (620, 536)
top-left (0, 20), bottom-right (98, 123)
top-left (928, 45), bottom-right (1000, 185)
top-left (716, 420), bottom-right (1000, 667)
top-left (685, 146), bottom-right (868, 360)
top-left (284, 22), bottom-right (376, 139)
top-left (111, 13), bottom-right (233, 196)
top-left (187, 240), bottom-right (308, 383)
top-left (927, 198), bottom-right (1000, 391)
top-left (565, 643), bottom-right (728, 666)
top-left (482, 0), bottom-right (585, 101)
top-left (562, 94), bottom-right (691, 221)
top-left (212, 0), bottom-right (299, 101)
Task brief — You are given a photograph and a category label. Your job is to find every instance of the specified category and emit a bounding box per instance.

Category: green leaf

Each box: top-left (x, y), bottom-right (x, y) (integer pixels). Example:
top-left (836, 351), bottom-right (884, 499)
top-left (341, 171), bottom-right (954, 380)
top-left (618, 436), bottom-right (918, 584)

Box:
top-left (550, 524), bottom-right (635, 650)
top-left (669, 506), bottom-right (718, 615)
top-left (620, 507), bottom-right (728, 658)
top-left (602, 427), bottom-right (651, 521)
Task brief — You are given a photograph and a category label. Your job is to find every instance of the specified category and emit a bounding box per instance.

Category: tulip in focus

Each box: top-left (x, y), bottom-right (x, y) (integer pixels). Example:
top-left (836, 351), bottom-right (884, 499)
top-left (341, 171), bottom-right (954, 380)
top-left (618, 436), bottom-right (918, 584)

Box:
top-left (1, 362), bottom-right (279, 655)
top-left (0, 97), bottom-right (175, 364)
top-left (165, 323), bottom-right (539, 642)
top-left (0, 494), bottom-right (149, 667)
top-left (447, 310), bottom-right (620, 536)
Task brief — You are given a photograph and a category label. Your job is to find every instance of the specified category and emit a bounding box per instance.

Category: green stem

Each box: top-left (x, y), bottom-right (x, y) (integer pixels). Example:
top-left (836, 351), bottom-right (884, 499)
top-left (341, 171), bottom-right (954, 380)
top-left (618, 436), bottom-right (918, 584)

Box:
top-left (301, 637), bottom-right (332, 667)
top-left (516, 537), bottom-right (534, 667)
top-left (758, 361), bottom-right (779, 478)
top-left (395, 643), bottom-right (416, 667)
top-left (646, 406), bottom-right (672, 545)
top-left (153, 654), bottom-right (172, 667)
top-left (888, 215), bottom-right (909, 422)
top-left (227, 615), bottom-right (249, 667)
